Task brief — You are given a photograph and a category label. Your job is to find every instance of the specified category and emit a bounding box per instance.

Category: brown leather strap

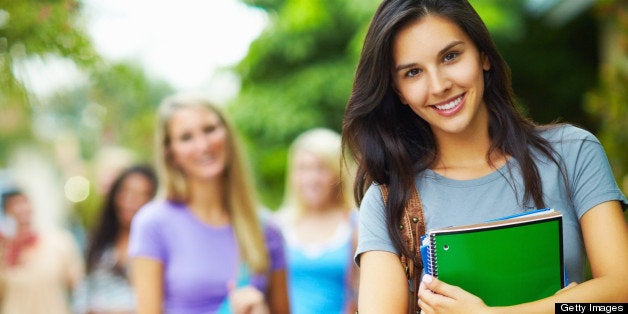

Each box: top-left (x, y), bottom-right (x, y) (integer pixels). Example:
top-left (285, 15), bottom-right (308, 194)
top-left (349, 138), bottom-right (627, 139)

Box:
top-left (380, 185), bottom-right (425, 314)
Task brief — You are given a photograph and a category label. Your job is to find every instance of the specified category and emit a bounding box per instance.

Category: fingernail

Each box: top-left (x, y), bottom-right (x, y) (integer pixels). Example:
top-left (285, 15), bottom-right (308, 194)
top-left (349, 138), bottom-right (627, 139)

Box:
top-left (422, 274), bottom-right (433, 283)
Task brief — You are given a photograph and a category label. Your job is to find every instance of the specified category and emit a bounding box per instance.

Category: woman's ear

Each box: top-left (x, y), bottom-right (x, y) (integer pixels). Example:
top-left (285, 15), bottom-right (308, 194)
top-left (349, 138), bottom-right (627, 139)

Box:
top-left (482, 52), bottom-right (491, 71)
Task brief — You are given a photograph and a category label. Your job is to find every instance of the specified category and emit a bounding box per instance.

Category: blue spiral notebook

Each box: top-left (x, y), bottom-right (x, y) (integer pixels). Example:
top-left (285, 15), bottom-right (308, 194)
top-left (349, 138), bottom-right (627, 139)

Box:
top-left (419, 208), bottom-right (564, 306)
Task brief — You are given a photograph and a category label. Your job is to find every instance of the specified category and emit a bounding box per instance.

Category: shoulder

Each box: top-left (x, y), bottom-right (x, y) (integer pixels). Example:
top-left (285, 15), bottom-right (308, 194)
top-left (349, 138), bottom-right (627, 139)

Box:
top-left (48, 228), bottom-right (76, 245)
top-left (261, 216), bottom-right (284, 243)
top-left (538, 124), bottom-right (600, 146)
top-left (132, 199), bottom-right (182, 226)
top-left (41, 228), bottom-right (81, 255)
top-left (260, 213), bottom-right (287, 269)
top-left (362, 183), bottom-right (385, 208)
top-left (536, 124), bottom-right (604, 159)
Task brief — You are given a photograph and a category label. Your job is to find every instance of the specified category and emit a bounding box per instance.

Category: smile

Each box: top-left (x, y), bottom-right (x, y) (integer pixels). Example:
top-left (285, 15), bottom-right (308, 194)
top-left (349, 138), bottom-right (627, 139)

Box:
top-left (431, 94), bottom-right (465, 116)
top-left (434, 94), bottom-right (463, 110)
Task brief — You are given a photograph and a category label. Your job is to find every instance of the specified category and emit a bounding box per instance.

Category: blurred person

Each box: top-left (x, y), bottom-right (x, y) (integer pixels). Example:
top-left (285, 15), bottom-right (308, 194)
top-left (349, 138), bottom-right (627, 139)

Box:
top-left (274, 128), bottom-right (358, 314)
top-left (128, 94), bottom-right (290, 314)
top-left (73, 165), bottom-right (158, 314)
top-left (0, 188), bottom-right (84, 314)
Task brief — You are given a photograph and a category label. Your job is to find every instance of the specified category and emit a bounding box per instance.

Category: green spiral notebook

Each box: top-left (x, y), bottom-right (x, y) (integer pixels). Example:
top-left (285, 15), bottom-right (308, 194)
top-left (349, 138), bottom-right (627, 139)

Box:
top-left (420, 208), bottom-right (564, 306)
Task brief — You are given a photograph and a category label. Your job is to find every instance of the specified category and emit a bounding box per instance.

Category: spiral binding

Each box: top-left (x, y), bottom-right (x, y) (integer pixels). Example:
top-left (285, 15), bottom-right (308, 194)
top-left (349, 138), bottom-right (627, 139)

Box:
top-left (427, 235), bottom-right (438, 277)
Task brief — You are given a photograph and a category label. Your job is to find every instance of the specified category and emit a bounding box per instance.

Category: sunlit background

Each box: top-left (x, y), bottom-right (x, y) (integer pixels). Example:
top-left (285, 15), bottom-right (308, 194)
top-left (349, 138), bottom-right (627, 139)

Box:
top-left (0, 0), bottom-right (626, 234)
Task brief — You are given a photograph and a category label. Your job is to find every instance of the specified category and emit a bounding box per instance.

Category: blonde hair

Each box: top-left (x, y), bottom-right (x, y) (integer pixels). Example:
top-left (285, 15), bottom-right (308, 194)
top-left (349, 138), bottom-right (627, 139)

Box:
top-left (280, 128), bottom-right (355, 219)
top-left (154, 94), bottom-right (269, 273)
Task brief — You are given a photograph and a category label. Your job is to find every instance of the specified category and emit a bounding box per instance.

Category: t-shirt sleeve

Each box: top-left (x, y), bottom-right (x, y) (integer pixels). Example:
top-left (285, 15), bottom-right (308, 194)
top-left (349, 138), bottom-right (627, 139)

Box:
top-left (263, 220), bottom-right (286, 271)
top-left (354, 184), bottom-right (398, 266)
top-left (128, 202), bottom-right (167, 262)
top-left (559, 126), bottom-right (628, 218)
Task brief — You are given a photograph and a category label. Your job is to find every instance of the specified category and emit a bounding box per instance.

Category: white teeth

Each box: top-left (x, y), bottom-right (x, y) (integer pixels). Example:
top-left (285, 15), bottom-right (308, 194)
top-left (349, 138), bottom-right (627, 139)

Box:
top-left (435, 96), bottom-right (462, 110)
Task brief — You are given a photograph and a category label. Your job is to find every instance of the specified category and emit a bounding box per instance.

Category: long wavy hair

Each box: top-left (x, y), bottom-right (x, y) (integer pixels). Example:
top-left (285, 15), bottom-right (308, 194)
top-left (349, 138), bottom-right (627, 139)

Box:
top-left (154, 94), bottom-right (270, 273)
top-left (342, 0), bottom-right (563, 259)
top-left (86, 165), bottom-right (158, 274)
top-left (279, 128), bottom-right (355, 219)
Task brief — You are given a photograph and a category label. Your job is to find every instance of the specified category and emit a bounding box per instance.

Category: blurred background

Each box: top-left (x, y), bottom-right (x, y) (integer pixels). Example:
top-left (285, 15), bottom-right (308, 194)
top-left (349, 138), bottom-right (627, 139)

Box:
top-left (0, 0), bottom-right (626, 232)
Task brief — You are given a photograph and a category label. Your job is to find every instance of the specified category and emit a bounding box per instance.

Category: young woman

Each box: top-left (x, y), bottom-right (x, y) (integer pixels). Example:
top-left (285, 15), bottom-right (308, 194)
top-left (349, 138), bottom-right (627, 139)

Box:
top-left (73, 165), bottom-right (158, 314)
top-left (128, 94), bottom-right (290, 314)
top-left (342, 0), bottom-right (628, 313)
top-left (275, 128), bottom-right (357, 314)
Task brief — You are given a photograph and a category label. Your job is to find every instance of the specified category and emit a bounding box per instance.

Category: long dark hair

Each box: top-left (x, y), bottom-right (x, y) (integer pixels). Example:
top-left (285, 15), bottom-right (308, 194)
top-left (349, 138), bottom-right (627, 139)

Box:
top-left (342, 0), bottom-right (563, 259)
top-left (85, 164), bottom-right (157, 274)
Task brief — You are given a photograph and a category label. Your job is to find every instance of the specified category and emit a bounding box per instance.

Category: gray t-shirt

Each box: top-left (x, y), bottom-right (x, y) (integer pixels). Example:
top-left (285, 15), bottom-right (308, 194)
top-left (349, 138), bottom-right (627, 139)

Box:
top-left (356, 124), bottom-right (628, 284)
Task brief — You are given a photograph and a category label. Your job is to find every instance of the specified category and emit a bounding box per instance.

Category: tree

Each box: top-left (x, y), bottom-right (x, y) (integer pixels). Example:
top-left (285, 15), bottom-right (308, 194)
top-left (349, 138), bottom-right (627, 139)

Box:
top-left (230, 0), bottom-right (380, 208)
top-left (0, 0), bottom-right (98, 166)
top-left (43, 61), bottom-right (174, 227)
top-left (585, 0), bottom-right (628, 195)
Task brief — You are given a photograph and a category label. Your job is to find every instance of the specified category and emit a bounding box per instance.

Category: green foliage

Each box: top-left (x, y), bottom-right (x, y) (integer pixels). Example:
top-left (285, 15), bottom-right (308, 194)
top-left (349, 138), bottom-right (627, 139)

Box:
top-left (469, 0), bottom-right (526, 40)
top-left (43, 61), bottom-right (174, 228)
top-left (0, 0), bottom-right (98, 166)
top-left (0, 0), bottom-right (97, 65)
top-left (43, 61), bottom-right (174, 162)
top-left (230, 0), bottom-right (380, 208)
top-left (585, 0), bottom-right (628, 193)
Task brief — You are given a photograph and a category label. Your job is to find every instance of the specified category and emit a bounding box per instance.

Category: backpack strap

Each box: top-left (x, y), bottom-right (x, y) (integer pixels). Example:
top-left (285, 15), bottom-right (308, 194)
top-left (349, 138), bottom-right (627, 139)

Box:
top-left (380, 185), bottom-right (425, 314)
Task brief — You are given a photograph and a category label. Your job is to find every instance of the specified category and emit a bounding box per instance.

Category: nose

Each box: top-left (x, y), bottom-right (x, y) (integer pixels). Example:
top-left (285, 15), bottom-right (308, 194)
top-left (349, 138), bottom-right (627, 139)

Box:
top-left (189, 134), bottom-right (210, 153)
top-left (428, 69), bottom-right (452, 95)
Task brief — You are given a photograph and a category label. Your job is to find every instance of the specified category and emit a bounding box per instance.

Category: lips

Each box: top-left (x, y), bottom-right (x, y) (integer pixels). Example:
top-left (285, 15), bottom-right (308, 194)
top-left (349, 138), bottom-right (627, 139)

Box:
top-left (431, 93), bottom-right (465, 116)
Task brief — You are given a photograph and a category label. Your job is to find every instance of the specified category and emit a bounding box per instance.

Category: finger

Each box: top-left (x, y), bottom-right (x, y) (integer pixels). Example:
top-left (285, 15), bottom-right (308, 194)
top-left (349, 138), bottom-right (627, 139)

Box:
top-left (555, 281), bottom-right (578, 295)
top-left (226, 280), bottom-right (236, 293)
top-left (421, 274), bottom-right (466, 300)
top-left (418, 276), bottom-right (456, 311)
top-left (565, 282), bottom-right (578, 289)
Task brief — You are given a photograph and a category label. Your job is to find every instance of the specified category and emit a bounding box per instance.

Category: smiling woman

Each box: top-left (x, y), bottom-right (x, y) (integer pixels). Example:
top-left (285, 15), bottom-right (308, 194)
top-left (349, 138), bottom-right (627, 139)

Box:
top-left (392, 15), bottom-right (491, 140)
top-left (128, 94), bottom-right (290, 314)
top-left (342, 0), bottom-right (628, 313)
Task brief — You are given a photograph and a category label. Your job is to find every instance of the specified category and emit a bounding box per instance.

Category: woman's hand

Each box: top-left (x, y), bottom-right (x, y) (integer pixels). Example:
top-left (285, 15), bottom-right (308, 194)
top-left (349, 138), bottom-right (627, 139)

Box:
top-left (228, 285), bottom-right (270, 314)
top-left (417, 275), bottom-right (491, 314)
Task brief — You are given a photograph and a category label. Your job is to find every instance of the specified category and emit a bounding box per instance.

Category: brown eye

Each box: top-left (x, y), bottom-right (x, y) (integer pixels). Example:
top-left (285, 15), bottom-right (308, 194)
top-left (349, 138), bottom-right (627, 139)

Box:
top-left (179, 132), bottom-right (193, 142)
top-left (203, 125), bottom-right (217, 134)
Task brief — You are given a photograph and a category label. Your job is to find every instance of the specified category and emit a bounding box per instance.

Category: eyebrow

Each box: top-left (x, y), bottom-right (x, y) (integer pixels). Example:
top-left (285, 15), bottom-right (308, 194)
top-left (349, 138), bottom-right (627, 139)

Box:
top-left (394, 40), bottom-right (465, 73)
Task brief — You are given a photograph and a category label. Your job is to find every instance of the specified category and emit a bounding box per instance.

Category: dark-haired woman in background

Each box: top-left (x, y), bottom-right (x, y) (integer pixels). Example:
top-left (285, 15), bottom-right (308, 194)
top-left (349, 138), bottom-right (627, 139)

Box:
top-left (73, 165), bottom-right (158, 314)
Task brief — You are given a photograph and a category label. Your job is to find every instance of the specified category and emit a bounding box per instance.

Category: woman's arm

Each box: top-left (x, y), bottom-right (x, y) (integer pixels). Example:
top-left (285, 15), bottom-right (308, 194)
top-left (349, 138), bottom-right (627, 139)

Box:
top-left (267, 268), bottom-right (290, 314)
top-left (358, 250), bottom-right (410, 314)
top-left (418, 200), bottom-right (628, 313)
top-left (131, 257), bottom-right (164, 314)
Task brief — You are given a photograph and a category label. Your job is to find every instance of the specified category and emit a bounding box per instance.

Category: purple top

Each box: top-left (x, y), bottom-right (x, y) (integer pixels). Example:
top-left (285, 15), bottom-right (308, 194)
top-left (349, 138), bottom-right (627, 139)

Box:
top-left (128, 200), bottom-right (286, 314)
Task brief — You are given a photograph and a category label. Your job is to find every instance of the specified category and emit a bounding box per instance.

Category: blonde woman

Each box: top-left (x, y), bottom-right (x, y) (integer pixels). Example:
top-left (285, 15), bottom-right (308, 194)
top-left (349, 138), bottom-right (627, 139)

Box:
top-left (275, 128), bottom-right (358, 314)
top-left (129, 94), bottom-right (290, 314)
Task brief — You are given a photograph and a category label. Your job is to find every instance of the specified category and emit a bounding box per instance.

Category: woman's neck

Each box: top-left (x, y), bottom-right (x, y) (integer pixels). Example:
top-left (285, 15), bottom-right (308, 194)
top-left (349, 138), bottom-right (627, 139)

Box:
top-left (187, 178), bottom-right (229, 226)
top-left (295, 206), bottom-right (346, 243)
top-left (431, 125), bottom-right (506, 180)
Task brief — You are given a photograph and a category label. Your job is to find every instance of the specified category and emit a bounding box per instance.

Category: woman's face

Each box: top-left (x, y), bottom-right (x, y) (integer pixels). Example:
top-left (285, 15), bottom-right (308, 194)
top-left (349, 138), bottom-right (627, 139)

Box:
top-left (115, 173), bottom-right (154, 228)
top-left (392, 15), bottom-right (491, 138)
top-left (291, 150), bottom-right (336, 210)
top-left (167, 106), bottom-right (229, 182)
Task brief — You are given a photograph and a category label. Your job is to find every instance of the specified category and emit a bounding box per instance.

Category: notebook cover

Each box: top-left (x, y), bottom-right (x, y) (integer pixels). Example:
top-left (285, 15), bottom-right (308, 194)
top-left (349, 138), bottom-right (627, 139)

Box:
top-left (427, 213), bottom-right (564, 306)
